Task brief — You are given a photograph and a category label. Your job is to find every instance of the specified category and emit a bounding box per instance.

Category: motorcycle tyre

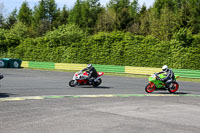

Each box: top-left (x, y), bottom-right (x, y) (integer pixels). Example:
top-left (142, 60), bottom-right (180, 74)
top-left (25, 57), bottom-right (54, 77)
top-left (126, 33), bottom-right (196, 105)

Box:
top-left (92, 78), bottom-right (102, 88)
top-left (145, 83), bottom-right (156, 93)
top-left (0, 75), bottom-right (3, 80)
top-left (168, 82), bottom-right (179, 93)
top-left (69, 80), bottom-right (76, 87)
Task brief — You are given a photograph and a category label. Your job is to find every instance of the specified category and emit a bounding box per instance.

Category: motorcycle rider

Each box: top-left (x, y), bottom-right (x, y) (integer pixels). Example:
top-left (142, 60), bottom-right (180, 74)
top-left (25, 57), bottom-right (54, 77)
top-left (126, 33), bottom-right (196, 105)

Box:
top-left (81, 64), bottom-right (98, 84)
top-left (157, 65), bottom-right (175, 88)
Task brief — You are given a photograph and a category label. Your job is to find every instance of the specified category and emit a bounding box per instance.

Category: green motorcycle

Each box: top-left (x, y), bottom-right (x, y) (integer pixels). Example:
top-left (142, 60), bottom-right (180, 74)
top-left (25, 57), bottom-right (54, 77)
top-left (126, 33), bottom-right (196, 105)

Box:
top-left (145, 73), bottom-right (179, 93)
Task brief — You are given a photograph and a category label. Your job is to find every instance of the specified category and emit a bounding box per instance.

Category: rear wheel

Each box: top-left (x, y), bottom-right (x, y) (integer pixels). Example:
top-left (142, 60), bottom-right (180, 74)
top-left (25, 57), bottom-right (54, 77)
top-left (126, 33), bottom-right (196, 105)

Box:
top-left (69, 80), bottom-right (76, 87)
top-left (145, 83), bottom-right (156, 93)
top-left (93, 78), bottom-right (102, 87)
top-left (168, 82), bottom-right (179, 93)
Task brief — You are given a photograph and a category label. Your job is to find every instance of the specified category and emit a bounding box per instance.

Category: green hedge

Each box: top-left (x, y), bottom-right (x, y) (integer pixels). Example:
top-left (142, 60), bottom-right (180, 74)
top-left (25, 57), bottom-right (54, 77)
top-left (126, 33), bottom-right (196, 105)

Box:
top-left (93, 64), bottom-right (125, 73)
top-left (29, 61), bottom-right (55, 69)
top-left (1, 25), bottom-right (200, 70)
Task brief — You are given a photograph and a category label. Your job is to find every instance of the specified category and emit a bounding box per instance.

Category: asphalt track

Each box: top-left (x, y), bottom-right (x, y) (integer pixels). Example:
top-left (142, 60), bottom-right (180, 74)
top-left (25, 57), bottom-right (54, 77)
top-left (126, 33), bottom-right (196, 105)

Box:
top-left (0, 68), bottom-right (200, 133)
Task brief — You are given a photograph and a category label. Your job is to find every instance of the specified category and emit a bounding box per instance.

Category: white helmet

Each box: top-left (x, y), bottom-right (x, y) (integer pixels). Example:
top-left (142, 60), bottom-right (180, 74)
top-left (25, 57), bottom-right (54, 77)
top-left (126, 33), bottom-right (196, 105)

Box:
top-left (87, 64), bottom-right (92, 69)
top-left (162, 65), bottom-right (169, 72)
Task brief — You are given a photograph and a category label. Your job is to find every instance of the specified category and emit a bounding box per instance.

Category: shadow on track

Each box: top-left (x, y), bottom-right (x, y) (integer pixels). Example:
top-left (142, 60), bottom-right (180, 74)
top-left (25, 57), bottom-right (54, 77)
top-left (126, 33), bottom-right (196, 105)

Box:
top-left (96, 86), bottom-right (112, 89)
top-left (79, 86), bottom-right (112, 89)
top-left (154, 92), bottom-right (190, 95)
top-left (0, 93), bottom-right (11, 98)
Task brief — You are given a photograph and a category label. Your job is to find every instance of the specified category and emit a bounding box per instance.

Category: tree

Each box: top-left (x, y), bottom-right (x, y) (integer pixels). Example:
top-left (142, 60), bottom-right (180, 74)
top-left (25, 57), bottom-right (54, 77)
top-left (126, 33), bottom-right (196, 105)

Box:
top-left (18, 1), bottom-right (32, 26)
top-left (148, 5), bottom-right (178, 41)
top-left (159, 7), bottom-right (177, 40)
top-left (32, 0), bottom-right (47, 36)
top-left (80, 0), bottom-right (102, 29)
top-left (140, 4), bottom-right (147, 15)
top-left (33, 0), bottom-right (47, 25)
top-left (138, 4), bottom-right (151, 35)
top-left (51, 5), bottom-right (69, 28)
top-left (107, 0), bottom-right (139, 30)
top-left (80, 1), bottom-right (90, 28)
top-left (0, 14), bottom-right (6, 28)
top-left (68, 0), bottom-right (82, 26)
top-left (6, 8), bottom-right (18, 29)
top-left (46, 0), bottom-right (57, 26)
top-left (59, 5), bottom-right (69, 25)
top-left (177, 0), bottom-right (200, 34)
top-left (69, 0), bottom-right (103, 33)
top-left (108, 0), bottom-right (129, 12)
top-left (153, 0), bottom-right (177, 19)
top-left (95, 8), bottom-right (118, 32)
top-left (129, 0), bottom-right (139, 18)
top-left (87, 0), bottom-right (103, 27)
top-left (32, 0), bottom-right (58, 36)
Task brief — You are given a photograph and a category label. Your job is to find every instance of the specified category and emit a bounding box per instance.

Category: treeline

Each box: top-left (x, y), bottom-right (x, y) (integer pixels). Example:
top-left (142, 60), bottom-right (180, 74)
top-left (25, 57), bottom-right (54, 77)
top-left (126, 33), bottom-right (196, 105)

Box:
top-left (0, 0), bottom-right (200, 69)
top-left (1, 0), bottom-right (200, 38)
top-left (2, 24), bottom-right (200, 69)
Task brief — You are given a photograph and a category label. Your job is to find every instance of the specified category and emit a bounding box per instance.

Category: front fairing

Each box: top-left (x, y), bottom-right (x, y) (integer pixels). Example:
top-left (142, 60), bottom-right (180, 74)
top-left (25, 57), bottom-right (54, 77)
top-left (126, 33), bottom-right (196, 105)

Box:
top-left (73, 72), bottom-right (79, 80)
top-left (73, 71), bottom-right (89, 80)
top-left (73, 71), bottom-right (104, 81)
top-left (148, 74), bottom-right (166, 88)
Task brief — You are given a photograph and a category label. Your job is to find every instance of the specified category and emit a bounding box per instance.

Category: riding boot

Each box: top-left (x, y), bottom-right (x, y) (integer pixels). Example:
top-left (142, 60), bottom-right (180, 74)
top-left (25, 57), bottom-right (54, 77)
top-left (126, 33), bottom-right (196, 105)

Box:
top-left (89, 78), bottom-right (95, 85)
top-left (88, 78), bottom-right (92, 85)
top-left (165, 79), bottom-right (173, 88)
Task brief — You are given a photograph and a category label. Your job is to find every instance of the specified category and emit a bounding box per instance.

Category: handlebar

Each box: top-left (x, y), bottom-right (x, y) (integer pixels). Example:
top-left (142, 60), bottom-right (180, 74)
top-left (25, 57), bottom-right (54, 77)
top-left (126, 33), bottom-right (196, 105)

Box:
top-left (153, 73), bottom-right (161, 80)
top-left (156, 76), bottom-right (161, 80)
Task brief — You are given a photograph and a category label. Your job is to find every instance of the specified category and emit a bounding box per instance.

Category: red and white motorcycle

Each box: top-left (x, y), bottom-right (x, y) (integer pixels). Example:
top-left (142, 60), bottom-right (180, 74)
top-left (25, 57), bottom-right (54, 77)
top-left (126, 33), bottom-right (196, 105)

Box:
top-left (69, 71), bottom-right (104, 87)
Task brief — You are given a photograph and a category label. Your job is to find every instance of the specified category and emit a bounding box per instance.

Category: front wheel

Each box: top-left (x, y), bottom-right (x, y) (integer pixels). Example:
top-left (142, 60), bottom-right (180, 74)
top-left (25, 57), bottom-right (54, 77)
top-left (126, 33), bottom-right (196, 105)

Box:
top-left (93, 78), bottom-right (102, 87)
top-left (168, 82), bottom-right (179, 93)
top-left (69, 80), bottom-right (76, 87)
top-left (145, 82), bottom-right (156, 93)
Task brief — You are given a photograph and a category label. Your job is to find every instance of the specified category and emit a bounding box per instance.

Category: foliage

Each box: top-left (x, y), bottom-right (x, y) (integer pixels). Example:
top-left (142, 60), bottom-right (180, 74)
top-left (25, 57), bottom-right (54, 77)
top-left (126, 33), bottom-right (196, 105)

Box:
top-left (44, 23), bottom-right (86, 46)
top-left (173, 28), bottom-right (194, 47)
top-left (3, 30), bottom-right (200, 70)
top-left (0, 0), bottom-right (200, 70)
top-left (68, 0), bottom-right (103, 33)
top-left (18, 1), bottom-right (32, 26)
top-left (0, 22), bottom-right (28, 49)
top-left (6, 8), bottom-right (18, 29)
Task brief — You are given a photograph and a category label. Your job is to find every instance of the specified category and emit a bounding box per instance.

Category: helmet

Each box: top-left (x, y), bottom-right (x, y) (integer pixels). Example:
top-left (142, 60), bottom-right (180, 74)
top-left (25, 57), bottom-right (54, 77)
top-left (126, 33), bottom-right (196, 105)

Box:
top-left (162, 65), bottom-right (169, 72)
top-left (87, 64), bottom-right (92, 69)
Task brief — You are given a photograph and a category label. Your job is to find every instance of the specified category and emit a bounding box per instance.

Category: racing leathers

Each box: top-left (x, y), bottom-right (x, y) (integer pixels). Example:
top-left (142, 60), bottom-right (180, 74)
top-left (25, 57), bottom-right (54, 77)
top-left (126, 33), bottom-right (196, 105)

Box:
top-left (81, 66), bottom-right (98, 83)
top-left (157, 69), bottom-right (175, 88)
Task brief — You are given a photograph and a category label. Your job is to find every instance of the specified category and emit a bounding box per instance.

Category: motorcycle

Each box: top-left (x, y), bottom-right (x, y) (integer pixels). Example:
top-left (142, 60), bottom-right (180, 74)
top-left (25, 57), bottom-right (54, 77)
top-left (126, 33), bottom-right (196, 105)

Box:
top-left (69, 71), bottom-right (104, 87)
top-left (145, 73), bottom-right (180, 93)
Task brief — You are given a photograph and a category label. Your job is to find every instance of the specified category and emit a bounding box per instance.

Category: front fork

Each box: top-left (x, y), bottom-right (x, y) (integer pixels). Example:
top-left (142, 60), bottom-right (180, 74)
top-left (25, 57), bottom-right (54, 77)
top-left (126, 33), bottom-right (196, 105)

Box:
top-left (72, 73), bottom-right (78, 85)
top-left (94, 77), bottom-right (100, 82)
